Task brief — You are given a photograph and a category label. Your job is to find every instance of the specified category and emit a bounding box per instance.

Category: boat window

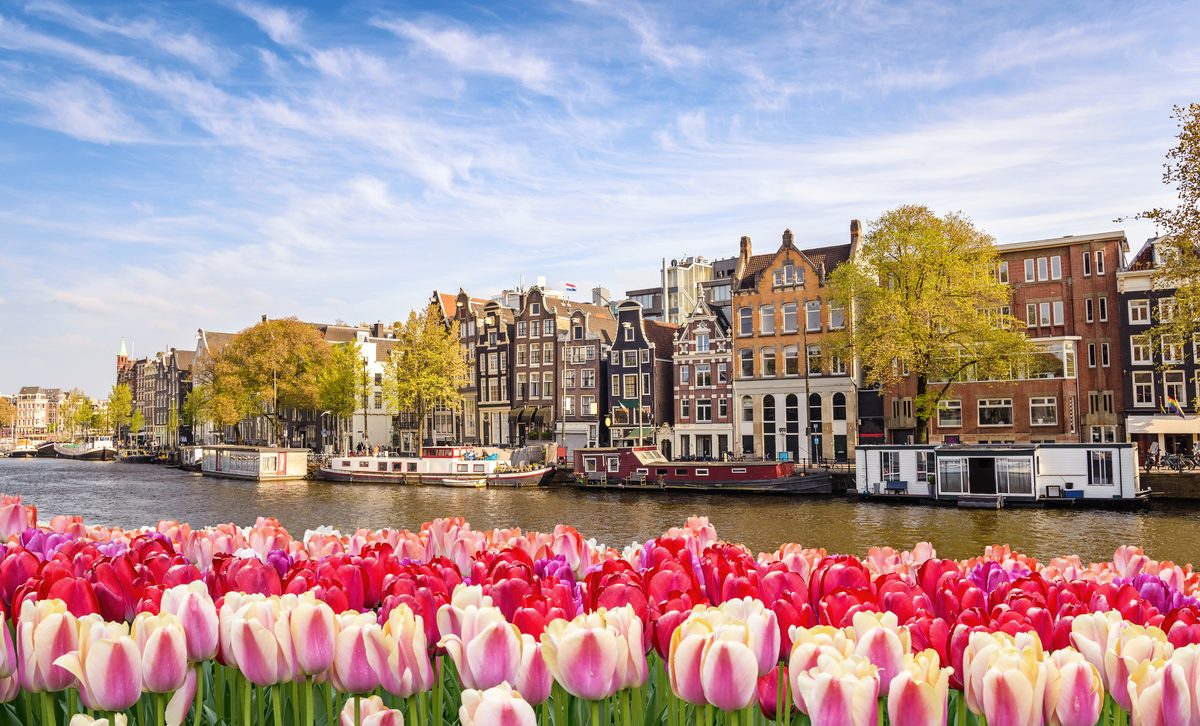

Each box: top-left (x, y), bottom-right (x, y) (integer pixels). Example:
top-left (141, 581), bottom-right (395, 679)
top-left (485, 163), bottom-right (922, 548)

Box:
top-left (342, 460), bottom-right (351, 468)
top-left (675, 468), bottom-right (687, 475)
top-left (458, 464), bottom-right (468, 472)
top-left (996, 457), bottom-right (1033, 495)
top-left (656, 468), bottom-right (668, 475)
top-left (1089, 450), bottom-right (1114, 486)
top-left (474, 464), bottom-right (485, 473)
top-left (937, 458), bottom-right (967, 494)
top-left (732, 468), bottom-right (747, 474)
top-left (606, 457), bottom-right (620, 472)
top-left (392, 463), bottom-right (404, 471)
top-left (359, 461), bottom-right (370, 468)
top-left (584, 457), bottom-right (597, 472)
top-left (696, 469), bottom-right (709, 476)
top-left (636, 468), bottom-right (648, 475)
top-left (378, 463), bottom-right (388, 472)
top-left (407, 462), bottom-right (418, 472)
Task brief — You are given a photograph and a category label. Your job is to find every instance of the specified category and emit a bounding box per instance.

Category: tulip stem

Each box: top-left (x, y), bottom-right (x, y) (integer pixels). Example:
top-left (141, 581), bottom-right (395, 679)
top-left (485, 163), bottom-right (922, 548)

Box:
top-left (242, 675), bottom-right (252, 726)
top-left (354, 694), bottom-right (363, 726)
top-left (590, 700), bottom-right (601, 725)
top-left (304, 678), bottom-right (314, 726)
top-left (326, 684), bottom-right (335, 726)
top-left (272, 685), bottom-right (283, 726)
top-left (192, 666), bottom-right (205, 726)
top-left (433, 656), bottom-right (444, 726)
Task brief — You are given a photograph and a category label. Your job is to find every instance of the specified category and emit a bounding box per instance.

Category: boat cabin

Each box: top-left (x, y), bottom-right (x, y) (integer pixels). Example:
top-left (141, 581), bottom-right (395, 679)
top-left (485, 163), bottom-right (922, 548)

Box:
top-left (856, 443), bottom-right (1144, 502)
top-left (200, 445), bottom-right (309, 481)
top-left (574, 445), bottom-right (796, 484)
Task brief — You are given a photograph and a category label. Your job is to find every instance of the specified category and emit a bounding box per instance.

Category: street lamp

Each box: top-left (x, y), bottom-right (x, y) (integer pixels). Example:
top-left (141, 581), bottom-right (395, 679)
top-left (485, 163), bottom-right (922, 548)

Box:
top-left (318, 410), bottom-right (333, 454)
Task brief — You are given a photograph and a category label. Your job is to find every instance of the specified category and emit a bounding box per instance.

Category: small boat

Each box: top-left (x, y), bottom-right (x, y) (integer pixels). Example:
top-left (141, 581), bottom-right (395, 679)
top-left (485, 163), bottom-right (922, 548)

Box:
top-left (441, 477), bottom-right (487, 488)
top-left (573, 446), bottom-right (832, 494)
top-left (319, 446), bottom-right (554, 487)
top-left (53, 438), bottom-right (117, 461)
top-left (116, 451), bottom-right (155, 464)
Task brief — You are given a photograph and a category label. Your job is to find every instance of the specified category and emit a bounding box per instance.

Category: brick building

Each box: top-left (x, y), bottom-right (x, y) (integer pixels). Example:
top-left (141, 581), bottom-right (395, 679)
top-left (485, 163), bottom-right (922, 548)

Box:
top-left (731, 226), bottom-right (858, 463)
top-left (886, 230), bottom-right (1129, 445)
top-left (558, 304), bottom-right (616, 454)
top-left (606, 300), bottom-right (677, 451)
top-left (434, 290), bottom-right (488, 445)
top-left (475, 300), bottom-right (515, 446)
top-left (672, 293), bottom-right (734, 459)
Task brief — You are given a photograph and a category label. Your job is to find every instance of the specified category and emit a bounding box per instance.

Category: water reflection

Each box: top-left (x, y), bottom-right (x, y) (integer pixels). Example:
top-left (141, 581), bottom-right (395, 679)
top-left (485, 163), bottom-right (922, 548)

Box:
top-left (3, 459), bottom-right (1198, 563)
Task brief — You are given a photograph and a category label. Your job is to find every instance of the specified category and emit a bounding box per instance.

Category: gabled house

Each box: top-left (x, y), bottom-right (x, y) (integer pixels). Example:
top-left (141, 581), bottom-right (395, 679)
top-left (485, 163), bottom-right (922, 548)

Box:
top-left (606, 300), bottom-right (677, 452)
top-left (558, 301), bottom-right (617, 454)
top-left (475, 300), bottom-right (515, 446)
top-left (672, 292), bottom-right (734, 459)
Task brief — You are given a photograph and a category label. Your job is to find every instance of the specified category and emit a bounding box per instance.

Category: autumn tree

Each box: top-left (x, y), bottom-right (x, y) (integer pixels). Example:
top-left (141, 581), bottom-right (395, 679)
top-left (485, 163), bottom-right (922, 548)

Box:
top-left (385, 304), bottom-right (468, 456)
top-left (1137, 104), bottom-right (1200, 402)
top-left (829, 205), bottom-right (1043, 443)
top-left (130, 409), bottom-right (145, 441)
top-left (108, 383), bottom-right (132, 443)
top-left (0, 397), bottom-right (15, 438)
top-left (319, 341), bottom-right (366, 452)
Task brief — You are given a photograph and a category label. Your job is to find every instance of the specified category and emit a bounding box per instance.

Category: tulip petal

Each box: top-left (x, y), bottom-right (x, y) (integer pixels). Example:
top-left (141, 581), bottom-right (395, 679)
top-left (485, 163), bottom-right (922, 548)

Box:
top-left (700, 640), bottom-right (757, 712)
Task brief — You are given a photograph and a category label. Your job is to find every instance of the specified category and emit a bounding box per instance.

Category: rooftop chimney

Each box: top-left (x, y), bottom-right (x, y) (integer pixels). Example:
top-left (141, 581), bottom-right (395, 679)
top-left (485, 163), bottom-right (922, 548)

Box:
top-left (261, 314), bottom-right (268, 323)
top-left (850, 219), bottom-right (861, 248)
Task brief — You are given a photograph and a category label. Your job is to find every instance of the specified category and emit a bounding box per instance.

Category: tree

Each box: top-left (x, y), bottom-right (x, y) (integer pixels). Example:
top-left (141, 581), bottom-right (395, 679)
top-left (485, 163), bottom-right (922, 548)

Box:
top-left (0, 397), bottom-right (15, 438)
top-left (180, 388), bottom-right (206, 443)
top-left (319, 341), bottom-right (365, 452)
top-left (207, 318), bottom-right (331, 446)
top-left (829, 205), bottom-right (1044, 443)
top-left (385, 304), bottom-right (468, 456)
top-left (1137, 104), bottom-right (1200, 402)
top-left (108, 383), bottom-right (132, 443)
top-left (130, 409), bottom-right (145, 442)
top-left (167, 405), bottom-right (179, 448)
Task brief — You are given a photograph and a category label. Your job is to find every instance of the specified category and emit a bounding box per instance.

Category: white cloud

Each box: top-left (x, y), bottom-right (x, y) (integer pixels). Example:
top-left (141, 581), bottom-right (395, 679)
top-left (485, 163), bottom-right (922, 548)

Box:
top-left (574, 0), bottom-right (703, 70)
top-left (231, 0), bottom-right (304, 47)
top-left (3, 77), bottom-right (147, 143)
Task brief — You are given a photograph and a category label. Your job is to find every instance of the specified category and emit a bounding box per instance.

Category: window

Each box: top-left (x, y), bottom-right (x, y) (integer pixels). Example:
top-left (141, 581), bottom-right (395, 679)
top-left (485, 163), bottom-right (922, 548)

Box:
top-left (622, 350), bottom-right (637, 368)
top-left (641, 349), bottom-right (650, 363)
top-left (1164, 370), bottom-right (1186, 404)
top-left (1040, 302), bottom-right (1051, 327)
top-left (1024, 259), bottom-right (1035, 282)
top-left (783, 345), bottom-right (799, 376)
top-left (937, 400), bottom-right (962, 427)
top-left (996, 458), bottom-right (1033, 495)
top-left (573, 324), bottom-right (584, 340)
top-left (623, 374), bottom-right (638, 399)
top-left (1163, 336), bottom-right (1184, 364)
top-left (1089, 451), bottom-right (1113, 486)
top-left (695, 364), bottom-right (712, 387)
top-left (1095, 250), bottom-right (1105, 275)
top-left (760, 305), bottom-right (775, 335)
top-left (516, 321), bottom-right (527, 337)
top-left (739, 349), bottom-right (753, 377)
top-left (832, 392), bottom-right (847, 421)
top-left (1085, 298), bottom-right (1094, 323)
top-left (581, 395), bottom-right (595, 415)
top-left (529, 346), bottom-right (541, 366)
top-left (1050, 256), bottom-right (1062, 280)
top-left (1052, 301), bottom-right (1064, 326)
top-left (1129, 299), bottom-right (1150, 325)
top-left (695, 333), bottom-right (710, 353)
top-left (996, 261), bottom-right (1009, 283)
top-left (806, 301), bottom-right (821, 331)
top-left (563, 396), bottom-right (575, 416)
top-left (516, 373), bottom-right (527, 399)
top-left (717, 363), bottom-right (728, 383)
top-left (741, 396), bottom-right (754, 423)
top-left (1131, 336), bottom-right (1152, 365)
top-left (529, 375), bottom-right (540, 398)
top-left (1101, 343), bottom-right (1110, 367)
top-left (1030, 397), bottom-right (1057, 426)
top-left (1087, 344), bottom-right (1096, 368)
top-left (1133, 371), bottom-right (1155, 407)
top-left (680, 400), bottom-right (690, 420)
top-left (611, 374), bottom-right (619, 393)
top-left (718, 398), bottom-right (728, 419)
top-left (1082, 251), bottom-right (1091, 277)
top-left (978, 398), bottom-right (1013, 426)
top-left (881, 451), bottom-right (900, 482)
top-left (829, 304), bottom-right (846, 330)
top-left (564, 369), bottom-right (576, 389)
top-left (1037, 257), bottom-right (1049, 281)
top-left (581, 369), bottom-right (595, 388)
top-left (680, 365), bottom-right (690, 384)
top-left (1160, 298), bottom-right (1177, 322)
top-left (374, 391), bottom-right (382, 409)
top-left (516, 345), bottom-right (527, 366)
top-left (1091, 426), bottom-right (1116, 443)
top-left (544, 319), bottom-right (554, 336)
top-left (1098, 297), bottom-right (1108, 322)
top-left (782, 303), bottom-right (797, 333)
top-left (696, 399), bottom-right (712, 422)
top-left (1026, 303), bottom-right (1037, 328)
top-left (642, 373), bottom-right (650, 396)
top-left (531, 302), bottom-right (541, 315)
top-left (738, 307), bottom-right (752, 336)
top-left (939, 458), bottom-right (968, 494)
top-left (807, 345), bottom-right (822, 374)
top-left (761, 347), bottom-right (777, 376)
top-left (607, 457), bottom-right (619, 473)
top-left (830, 354), bottom-right (847, 375)
top-left (623, 325), bottom-right (634, 342)
top-left (541, 342), bottom-right (552, 363)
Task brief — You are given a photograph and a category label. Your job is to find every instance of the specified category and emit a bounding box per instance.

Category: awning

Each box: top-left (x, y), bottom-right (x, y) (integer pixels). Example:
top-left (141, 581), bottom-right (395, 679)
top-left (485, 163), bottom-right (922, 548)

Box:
top-left (1126, 415), bottom-right (1200, 435)
top-left (616, 427), bottom-right (656, 439)
top-left (532, 407), bottom-right (552, 424)
top-left (512, 407), bottom-right (534, 423)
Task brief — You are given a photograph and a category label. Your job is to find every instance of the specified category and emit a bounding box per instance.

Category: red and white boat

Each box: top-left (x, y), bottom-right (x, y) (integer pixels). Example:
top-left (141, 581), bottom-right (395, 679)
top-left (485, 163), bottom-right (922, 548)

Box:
top-left (319, 446), bottom-right (554, 487)
top-left (573, 446), bottom-right (832, 494)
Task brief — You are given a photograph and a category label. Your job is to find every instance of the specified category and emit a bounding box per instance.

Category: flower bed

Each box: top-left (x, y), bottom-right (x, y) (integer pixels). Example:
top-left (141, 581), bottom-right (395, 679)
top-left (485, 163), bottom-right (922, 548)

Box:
top-left (0, 493), bottom-right (1196, 725)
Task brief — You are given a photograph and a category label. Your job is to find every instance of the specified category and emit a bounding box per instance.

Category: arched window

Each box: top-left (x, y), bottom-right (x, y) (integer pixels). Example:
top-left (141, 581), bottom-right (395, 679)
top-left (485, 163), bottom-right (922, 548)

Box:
top-left (833, 393), bottom-right (847, 421)
top-left (741, 395), bottom-right (755, 423)
top-left (761, 395), bottom-right (777, 460)
top-left (808, 393), bottom-right (823, 425)
top-left (785, 394), bottom-right (801, 461)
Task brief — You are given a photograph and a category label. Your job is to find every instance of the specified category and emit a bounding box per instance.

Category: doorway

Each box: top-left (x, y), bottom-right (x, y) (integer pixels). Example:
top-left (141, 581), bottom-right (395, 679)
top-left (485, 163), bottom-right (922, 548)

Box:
top-left (967, 457), bottom-right (997, 495)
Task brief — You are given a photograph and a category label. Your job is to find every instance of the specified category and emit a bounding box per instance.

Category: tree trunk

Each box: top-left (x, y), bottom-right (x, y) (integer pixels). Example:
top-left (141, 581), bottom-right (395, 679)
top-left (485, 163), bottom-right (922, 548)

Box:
top-left (915, 375), bottom-right (930, 444)
top-left (416, 403), bottom-right (427, 457)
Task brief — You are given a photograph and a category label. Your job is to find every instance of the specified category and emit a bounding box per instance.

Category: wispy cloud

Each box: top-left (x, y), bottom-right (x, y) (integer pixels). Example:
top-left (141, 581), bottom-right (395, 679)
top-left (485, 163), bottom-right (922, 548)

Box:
top-left (230, 0), bottom-right (304, 47)
top-left (3, 77), bottom-right (147, 143)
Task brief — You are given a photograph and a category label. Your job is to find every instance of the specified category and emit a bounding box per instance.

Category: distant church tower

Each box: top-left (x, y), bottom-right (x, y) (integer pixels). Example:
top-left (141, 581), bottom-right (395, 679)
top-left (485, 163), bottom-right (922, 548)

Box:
top-left (117, 339), bottom-right (130, 378)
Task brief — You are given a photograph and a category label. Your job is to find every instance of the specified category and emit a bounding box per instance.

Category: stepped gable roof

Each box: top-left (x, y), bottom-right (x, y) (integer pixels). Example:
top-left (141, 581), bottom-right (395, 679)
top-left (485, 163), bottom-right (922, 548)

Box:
top-left (644, 319), bottom-right (679, 354)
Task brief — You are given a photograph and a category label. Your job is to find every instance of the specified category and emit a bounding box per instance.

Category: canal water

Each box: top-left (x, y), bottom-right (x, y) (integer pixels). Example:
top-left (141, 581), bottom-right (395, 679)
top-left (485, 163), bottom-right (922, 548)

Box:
top-left (2, 459), bottom-right (1199, 564)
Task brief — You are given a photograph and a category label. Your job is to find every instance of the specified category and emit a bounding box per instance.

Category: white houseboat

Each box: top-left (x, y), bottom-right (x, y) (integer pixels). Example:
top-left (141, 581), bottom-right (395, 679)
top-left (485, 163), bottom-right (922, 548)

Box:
top-left (200, 445), bottom-right (309, 481)
top-left (855, 443), bottom-right (1148, 508)
top-left (319, 446), bottom-right (554, 487)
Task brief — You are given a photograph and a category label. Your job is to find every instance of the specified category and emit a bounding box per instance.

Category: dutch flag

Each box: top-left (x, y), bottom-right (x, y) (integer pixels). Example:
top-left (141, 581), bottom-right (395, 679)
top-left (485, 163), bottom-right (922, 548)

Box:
top-left (564, 282), bottom-right (577, 292)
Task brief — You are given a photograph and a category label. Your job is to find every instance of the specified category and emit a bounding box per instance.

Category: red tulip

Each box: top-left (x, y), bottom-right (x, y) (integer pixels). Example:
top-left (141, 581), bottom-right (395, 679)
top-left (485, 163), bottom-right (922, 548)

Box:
top-left (0, 549), bottom-right (38, 607)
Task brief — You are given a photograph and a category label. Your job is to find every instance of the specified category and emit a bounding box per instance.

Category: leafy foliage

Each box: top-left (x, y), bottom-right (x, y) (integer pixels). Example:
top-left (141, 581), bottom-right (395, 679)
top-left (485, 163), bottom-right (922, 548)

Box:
top-left (385, 304), bottom-right (468, 455)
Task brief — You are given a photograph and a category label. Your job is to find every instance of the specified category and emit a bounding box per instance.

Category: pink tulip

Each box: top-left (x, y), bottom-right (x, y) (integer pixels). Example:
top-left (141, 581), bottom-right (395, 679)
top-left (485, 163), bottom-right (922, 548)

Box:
top-left (289, 597), bottom-right (337, 677)
top-left (460, 682), bottom-right (538, 726)
top-left (331, 611), bottom-right (385, 694)
top-left (160, 582), bottom-right (219, 662)
top-left (132, 612), bottom-right (189, 694)
top-left (1069, 611), bottom-right (1123, 677)
top-left (339, 695), bottom-right (405, 726)
top-left (668, 612), bottom-right (710, 705)
top-left (787, 626), bottom-right (855, 713)
top-left (17, 599), bottom-right (79, 692)
top-left (980, 643), bottom-right (1049, 726)
top-left (888, 650), bottom-right (950, 726)
top-left (0, 607), bottom-right (15, 679)
top-left (0, 673), bottom-right (18, 703)
top-left (514, 634), bottom-right (553, 706)
top-left (436, 585), bottom-right (493, 641)
top-left (378, 604), bottom-right (435, 698)
top-left (0, 495), bottom-right (36, 539)
top-left (165, 667), bottom-right (198, 726)
top-left (68, 716), bottom-right (128, 726)
top-left (438, 603), bottom-right (522, 690)
top-left (793, 652), bottom-right (879, 726)
top-left (852, 610), bottom-right (912, 688)
top-left (1128, 656), bottom-right (1191, 726)
top-left (669, 606), bottom-right (767, 712)
top-left (700, 634), bottom-right (759, 711)
top-left (601, 604), bottom-right (649, 690)
top-left (1104, 624), bottom-right (1172, 712)
top-left (53, 619), bottom-right (142, 712)
top-left (228, 598), bottom-right (296, 687)
top-left (1043, 649), bottom-right (1103, 726)
top-left (541, 610), bottom-right (628, 701)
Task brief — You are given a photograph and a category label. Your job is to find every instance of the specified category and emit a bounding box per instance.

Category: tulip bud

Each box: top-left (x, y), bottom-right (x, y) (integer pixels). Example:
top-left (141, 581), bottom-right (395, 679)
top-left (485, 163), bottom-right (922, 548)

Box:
top-left (459, 682), bottom-right (538, 726)
top-left (331, 611), bottom-right (385, 695)
top-left (160, 581), bottom-right (219, 662)
top-left (17, 598), bottom-right (80, 693)
top-left (53, 618), bottom-right (142, 712)
top-left (888, 650), bottom-right (950, 726)
top-left (339, 694), bottom-right (404, 726)
top-left (132, 612), bottom-right (189, 694)
top-left (438, 604), bottom-right (521, 690)
top-left (542, 610), bottom-right (628, 701)
top-left (793, 651), bottom-right (879, 726)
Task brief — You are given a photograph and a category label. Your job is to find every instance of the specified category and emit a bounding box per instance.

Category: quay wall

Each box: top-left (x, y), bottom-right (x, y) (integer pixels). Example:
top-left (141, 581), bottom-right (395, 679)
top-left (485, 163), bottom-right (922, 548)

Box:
top-left (1144, 472), bottom-right (1200, 499)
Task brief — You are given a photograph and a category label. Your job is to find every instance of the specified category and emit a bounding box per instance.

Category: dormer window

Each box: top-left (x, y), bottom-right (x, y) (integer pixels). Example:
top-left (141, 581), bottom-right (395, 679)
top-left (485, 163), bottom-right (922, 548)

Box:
top-left (624, 324), bottom-right (634, 341)
top-left (531, 302), bottom-right (541, 315)
top-left (573, 324), bottom-right (584, 340)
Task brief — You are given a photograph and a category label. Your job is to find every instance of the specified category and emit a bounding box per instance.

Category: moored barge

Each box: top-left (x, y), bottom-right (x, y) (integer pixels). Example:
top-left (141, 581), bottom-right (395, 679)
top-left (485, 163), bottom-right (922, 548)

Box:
top-left (319, 446), bottom-right (554, 487)
top-left (573, 446), bottom-right (832, 494)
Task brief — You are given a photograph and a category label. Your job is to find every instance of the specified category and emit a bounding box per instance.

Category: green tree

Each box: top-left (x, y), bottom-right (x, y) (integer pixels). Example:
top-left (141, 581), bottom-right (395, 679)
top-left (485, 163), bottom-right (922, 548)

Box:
top-left (319, 341), bottom-right (365, 452)
top-left (0, 397), bottom-right (15, 438)
top-left (180, 387), bottom-right (206, 443)
top-left (829, 205), bottom-right (1044, 443)
top-left (108, 383), bottom-right (132, 442)
top-left (209, 318), bottom-right (332, 446)
top-left (167, 405), bottom-right (179, 448)
top-left (130, 409), bottom-right (145, 441)
top-left (1136, 104), bottom-right (1200, 403)
top-left (73, 397), bottom-right (95, 436)
top-left (385, 304), bottom-right (468, 456)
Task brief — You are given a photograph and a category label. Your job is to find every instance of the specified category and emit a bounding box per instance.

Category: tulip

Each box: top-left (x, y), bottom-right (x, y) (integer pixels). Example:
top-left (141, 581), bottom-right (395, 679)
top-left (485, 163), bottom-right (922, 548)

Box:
top-left (670, 605), bottom-right (769, 712)
top-left (438, 603), bottom-right (522, 690)
top-left (228, 597), bottom-right (296, 687)
top-left (604, 604), bottom-right (649, 690)
top-left (53, 617), bottom-right (142, 712)
top-left (378, 603), bottom-right (436, 698)
top-left (289, 596), bottom-right (337, 677)
top-left (436, 584), bottom-right (493, 641)
top-left (514, 634), bottom-right (553, 706)
top-left (541, 610), bottom-right (628, 701)
top-left (0, 606), bottom-right (15, 679)
top-left (792, 651), bottom-right (879, 726)
top-left (17, 598), bottom-right (80, 692)
top-left (460, 682), bottom-right (538, 726)
top-left (888, 649), bottom-right (950, 726)
top-left (68, 716), bottom-right (128, 726)
top-left (164, 666), bottom-right (198, 726)
top-left (1104, 624), bottom-right (1172, 712)
top-left (718, 597), bottom-right (780, 676)
top-left (1127, 656), bottom-right (1190, 726)
top-left (159, 581), bottom-right (219, 662)
top-left (787, 625), bottom-right (856, 712)
top-left (332, 611), bottom-right (385, 695)
top-left (851, 609), bottom-right (911, 687)
top-left (339, 694), bottom-right (405, 726)
top-left (979, 640), bottom-right (1049, 726)
top-left (1069, 610), bottom-right (1124, 677)
top-left (132, 611), bottom-right (189, 693)
top-left (0, 673), bottom-right (17, 703)
top-left (700, 625), bottom-right (760, 711)
top-left (1043, 648), bottom-right (1103, 726)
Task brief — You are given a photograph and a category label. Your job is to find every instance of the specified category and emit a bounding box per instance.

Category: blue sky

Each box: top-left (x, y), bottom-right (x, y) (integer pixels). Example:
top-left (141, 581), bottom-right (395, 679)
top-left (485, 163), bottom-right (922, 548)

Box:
top-left (0, 0), bottom-right (1197, 396)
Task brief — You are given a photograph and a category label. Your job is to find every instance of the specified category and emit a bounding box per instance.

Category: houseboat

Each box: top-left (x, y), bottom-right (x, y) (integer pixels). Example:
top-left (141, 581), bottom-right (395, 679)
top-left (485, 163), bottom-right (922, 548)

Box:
top-left (200, 445), bottom-right (309, 481)
top-left (53, 437), bottom-right (116, 461)
top-left (8, 441), bottom-right (38, 458)
top-left (854, 443), bottom-right (1148, 508)
top-left (35, 442), bottom-right (57, 458)
top-left (318, 446), bottom-right (554, 487)
top-left (573, 446), bottom-right (833, 494)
